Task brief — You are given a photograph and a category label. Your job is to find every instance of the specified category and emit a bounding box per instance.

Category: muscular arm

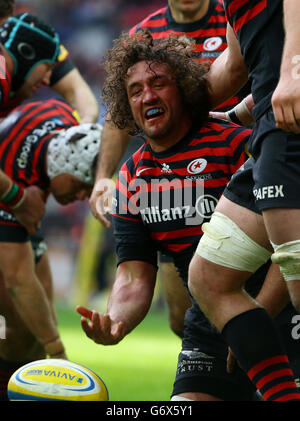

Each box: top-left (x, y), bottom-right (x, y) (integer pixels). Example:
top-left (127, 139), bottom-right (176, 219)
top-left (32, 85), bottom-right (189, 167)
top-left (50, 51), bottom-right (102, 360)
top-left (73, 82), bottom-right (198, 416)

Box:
top-left (77, 260), bottom-right (157, 345)
top-left (52, 68), bottom-right (99, 123)
top-left (207, 23), bottom-right (249, 109)
top-left (272, 0), bottom-right (300, 133)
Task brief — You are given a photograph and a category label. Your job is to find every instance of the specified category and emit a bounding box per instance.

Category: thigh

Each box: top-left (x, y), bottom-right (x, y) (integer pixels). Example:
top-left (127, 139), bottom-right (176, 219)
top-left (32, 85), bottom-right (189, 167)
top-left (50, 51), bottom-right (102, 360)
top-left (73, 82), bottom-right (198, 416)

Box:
top-left (216, 195), bottom-right (272, 251)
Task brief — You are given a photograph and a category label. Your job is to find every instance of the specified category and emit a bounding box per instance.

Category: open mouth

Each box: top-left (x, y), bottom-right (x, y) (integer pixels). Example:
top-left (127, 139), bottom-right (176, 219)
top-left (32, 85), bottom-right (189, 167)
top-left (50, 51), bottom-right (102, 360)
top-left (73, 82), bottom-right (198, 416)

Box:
top-left (145, 107), bottom-right (164, 120)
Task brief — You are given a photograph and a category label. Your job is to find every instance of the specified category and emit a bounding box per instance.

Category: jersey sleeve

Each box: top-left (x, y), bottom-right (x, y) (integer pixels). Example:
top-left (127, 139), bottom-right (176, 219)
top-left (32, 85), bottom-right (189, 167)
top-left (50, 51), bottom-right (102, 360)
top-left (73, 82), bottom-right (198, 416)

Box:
top-left (0, 53), bottom-right (12, 109)
top-left (226, 124), bottom-right (252, 174)
top-left (209, 118), bottom-right (252, 175)
top-left (112, 163), bottom-right (158, 268)
top-left (50, 44), bottom-right (75, 86)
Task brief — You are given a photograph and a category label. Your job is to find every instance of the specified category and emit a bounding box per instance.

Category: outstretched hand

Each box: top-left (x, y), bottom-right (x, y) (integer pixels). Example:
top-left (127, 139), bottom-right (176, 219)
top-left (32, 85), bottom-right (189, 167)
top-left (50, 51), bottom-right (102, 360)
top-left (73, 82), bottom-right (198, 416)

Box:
top-left (76, 305), bottom-right (126, 345)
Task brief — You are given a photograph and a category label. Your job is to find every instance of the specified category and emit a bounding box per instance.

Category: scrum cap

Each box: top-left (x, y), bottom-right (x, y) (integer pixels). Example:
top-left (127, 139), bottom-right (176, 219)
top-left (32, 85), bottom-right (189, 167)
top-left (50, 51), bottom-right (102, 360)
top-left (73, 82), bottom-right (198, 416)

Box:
top-left (47, 123), bottom-right (102, 185)
top-left (0, 13), bottom-right (60, 91)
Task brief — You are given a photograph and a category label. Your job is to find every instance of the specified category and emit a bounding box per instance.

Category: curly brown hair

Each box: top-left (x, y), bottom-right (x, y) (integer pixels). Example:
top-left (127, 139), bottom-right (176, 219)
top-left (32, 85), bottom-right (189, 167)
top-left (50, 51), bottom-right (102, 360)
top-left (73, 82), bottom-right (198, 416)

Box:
top-left (101, 30), bottom-right (211, 136)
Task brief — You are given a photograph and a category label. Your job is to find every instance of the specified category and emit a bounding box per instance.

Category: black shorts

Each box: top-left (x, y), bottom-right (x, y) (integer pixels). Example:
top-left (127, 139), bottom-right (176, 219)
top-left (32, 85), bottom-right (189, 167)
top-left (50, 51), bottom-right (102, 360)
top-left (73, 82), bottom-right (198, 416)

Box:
top-left (0, 208), bottom-right (47, 263)
top-left (159, 252), bottom-right (173, 263)
top-left (172, 348), bottom-right (255, 401)
top-left (172, 303), bottom-right (300, 401)
top-left (224, 109), bottom-right (300, 212)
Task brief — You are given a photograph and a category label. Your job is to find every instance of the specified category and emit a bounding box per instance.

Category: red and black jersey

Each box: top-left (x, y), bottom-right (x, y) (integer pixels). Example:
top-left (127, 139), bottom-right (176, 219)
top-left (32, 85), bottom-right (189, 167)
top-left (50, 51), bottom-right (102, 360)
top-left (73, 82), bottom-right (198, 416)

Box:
top-left (112, 118), bottom-right (251, 277)
top-left (0, 98), bottom-right (79, 196)
top-left (129, 0), bottom-right (250, 110)
top-left (223, 0), bottom-right (282, 118)
top-left (0, 50), bottom-right (12, 109)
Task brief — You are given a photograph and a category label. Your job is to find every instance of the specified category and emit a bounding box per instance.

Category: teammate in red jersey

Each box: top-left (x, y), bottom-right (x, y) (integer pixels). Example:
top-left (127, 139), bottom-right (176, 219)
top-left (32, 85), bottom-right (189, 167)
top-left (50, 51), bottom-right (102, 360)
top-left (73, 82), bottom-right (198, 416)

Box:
top-left (77, 32), bottom-right (300, 401)
top-left (188, 0), bottom-right (300, 401)
top-left (0, 10), bottom-right (99, 235)
top-left (0, 13), bottom-right (61, 235)
top-left (0, 98), bottom-right (102, 400)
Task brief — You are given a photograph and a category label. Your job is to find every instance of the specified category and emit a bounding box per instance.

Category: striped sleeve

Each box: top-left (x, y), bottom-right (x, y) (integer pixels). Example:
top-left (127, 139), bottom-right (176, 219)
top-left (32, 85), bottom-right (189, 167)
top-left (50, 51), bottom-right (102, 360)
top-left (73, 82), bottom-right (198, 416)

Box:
top-left (112, 161), bottom-right (158, 268)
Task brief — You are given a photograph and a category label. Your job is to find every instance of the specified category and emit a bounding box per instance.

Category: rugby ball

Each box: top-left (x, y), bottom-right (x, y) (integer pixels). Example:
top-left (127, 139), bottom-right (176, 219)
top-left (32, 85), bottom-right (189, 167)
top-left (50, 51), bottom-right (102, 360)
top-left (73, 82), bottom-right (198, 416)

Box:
top-left (7, 359), bottom-right (109, 401)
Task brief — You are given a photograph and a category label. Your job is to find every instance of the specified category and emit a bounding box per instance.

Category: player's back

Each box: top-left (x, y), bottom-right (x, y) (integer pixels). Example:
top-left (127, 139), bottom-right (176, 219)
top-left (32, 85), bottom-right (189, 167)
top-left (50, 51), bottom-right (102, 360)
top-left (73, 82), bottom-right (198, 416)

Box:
top-left (223, 0), bottom-right (283, 119)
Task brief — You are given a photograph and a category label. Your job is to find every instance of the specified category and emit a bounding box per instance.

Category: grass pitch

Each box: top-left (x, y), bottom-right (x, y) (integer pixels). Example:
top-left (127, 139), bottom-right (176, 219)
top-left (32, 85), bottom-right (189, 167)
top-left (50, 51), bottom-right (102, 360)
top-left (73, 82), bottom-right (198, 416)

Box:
top-left (56, 303), bottom-right (181, 401)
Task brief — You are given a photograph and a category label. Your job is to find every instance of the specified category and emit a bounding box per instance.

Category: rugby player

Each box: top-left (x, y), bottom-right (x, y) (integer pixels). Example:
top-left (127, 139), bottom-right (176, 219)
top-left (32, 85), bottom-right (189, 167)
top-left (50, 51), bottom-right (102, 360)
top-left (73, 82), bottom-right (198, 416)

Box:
top-left (77, 33), bottom-right (300, 401)
top-left (188, 0), bottom-right (300, 401)
top-left (89, 0), bottom-right (252, 339)
top-left (0, 98), bottom-right (102, 400)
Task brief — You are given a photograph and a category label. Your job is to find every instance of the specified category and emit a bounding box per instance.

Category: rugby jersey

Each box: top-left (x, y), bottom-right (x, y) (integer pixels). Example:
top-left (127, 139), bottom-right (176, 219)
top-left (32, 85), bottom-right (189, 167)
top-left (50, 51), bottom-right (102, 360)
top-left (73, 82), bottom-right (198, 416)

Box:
top-left (50, 44), bottom-right (75, 86)
top-left (0, 44), bottom-right (75, 118)
top-left (129, 0), bottom-right (250, 110)
top-left (112, 118), bottom-right (251, 273)
top-left (0, 99), bottom-right (79, 213)
top-left (223, 0), bottom-right (283, 118)
top-left (0, 50), bottom-right (11, 109)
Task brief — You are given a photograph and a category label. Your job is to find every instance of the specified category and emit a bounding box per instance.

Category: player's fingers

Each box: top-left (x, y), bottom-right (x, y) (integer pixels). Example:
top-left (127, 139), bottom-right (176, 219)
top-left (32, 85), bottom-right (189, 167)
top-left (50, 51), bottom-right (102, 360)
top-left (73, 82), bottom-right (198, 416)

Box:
top-left (281, 105), bottom-right (300, 133)
top-left (96, 213), bottom-right (111, 228)
top-left (76, 305), bottom-right (93, 319)
top-left (100, 313), bottom-right (113, 338)
top-left (80, 316), bottom-right (94, 337)
top-left (111, 321), bottom-right (125, 343)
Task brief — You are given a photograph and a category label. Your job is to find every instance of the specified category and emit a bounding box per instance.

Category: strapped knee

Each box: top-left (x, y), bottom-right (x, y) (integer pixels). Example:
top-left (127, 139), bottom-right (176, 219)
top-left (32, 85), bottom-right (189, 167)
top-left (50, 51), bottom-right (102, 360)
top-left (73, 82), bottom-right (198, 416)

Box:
top-left (271, 240), bottom-right (300, 282)
top-left (196, 211), bottom-right (271, 273)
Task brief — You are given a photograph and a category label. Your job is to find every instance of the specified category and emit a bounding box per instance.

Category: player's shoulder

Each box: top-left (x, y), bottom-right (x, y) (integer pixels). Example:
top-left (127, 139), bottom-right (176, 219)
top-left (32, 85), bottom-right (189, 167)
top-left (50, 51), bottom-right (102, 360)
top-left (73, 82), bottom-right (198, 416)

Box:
top-left (205, 117), bottom-right (252, 136)
top-left (129, 6), bottom-right (168, 34)
top-left (119, 142), bottom-right (150, 178)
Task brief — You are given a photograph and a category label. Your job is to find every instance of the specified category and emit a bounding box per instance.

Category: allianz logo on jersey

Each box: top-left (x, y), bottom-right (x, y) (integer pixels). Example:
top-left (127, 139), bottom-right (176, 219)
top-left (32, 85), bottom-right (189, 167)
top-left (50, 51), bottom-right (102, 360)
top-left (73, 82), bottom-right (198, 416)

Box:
top-left (139, 194), bottom-right (218, 226)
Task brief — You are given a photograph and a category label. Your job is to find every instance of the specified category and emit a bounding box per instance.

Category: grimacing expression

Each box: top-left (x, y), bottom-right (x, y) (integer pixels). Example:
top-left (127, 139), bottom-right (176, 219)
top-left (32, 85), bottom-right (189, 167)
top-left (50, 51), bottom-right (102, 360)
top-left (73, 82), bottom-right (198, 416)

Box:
top-left (126, 60), bottom-right (188, 144)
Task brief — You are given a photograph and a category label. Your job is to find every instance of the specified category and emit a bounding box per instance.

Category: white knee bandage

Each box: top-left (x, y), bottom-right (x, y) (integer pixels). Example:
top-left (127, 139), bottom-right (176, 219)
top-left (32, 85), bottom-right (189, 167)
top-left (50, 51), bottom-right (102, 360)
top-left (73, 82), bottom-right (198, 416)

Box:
top-left (271, 240), bottom-right (300, 282)
top-left (196, 211), bottom-right (271, 273)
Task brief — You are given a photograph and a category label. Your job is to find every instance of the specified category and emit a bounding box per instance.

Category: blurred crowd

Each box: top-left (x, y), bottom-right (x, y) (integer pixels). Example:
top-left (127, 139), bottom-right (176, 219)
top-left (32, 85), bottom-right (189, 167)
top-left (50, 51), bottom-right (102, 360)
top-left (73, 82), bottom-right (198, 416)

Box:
top-left (12, 0), bottom-right (165, 303)
top-left (15, 0), bottom-right (165, 103)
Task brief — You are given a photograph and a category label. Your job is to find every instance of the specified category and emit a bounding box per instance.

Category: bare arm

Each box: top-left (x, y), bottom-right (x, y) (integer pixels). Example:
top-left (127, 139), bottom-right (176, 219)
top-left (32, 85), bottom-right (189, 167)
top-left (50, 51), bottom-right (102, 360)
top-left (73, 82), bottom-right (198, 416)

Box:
top-left (207, 23), bottom-right (249, 109)
top-left (52, 68), bottom-right (99, 123)
top-left (0, 172), bottom-right (45, 235)
top-left (0, 242), bottom-right (66, 358)
top-left (272, 0), bottom-right (300, 133)
top-left (76, 260), bottom-right (157, 345)
top-left (89, 119), bottom-right (131, 227)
